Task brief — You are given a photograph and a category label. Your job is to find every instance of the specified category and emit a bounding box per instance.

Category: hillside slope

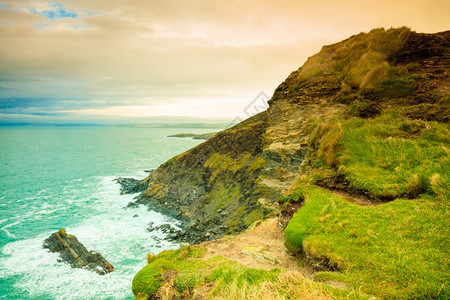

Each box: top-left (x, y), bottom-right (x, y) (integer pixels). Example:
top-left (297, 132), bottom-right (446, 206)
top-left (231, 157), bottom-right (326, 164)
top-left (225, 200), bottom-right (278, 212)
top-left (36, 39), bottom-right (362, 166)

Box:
top-left (133, 27), bottom-right (449, 299)
top-left (136, 27), bottom-right (448, 240)
top-left (136, 112), bottom-right (269, 243)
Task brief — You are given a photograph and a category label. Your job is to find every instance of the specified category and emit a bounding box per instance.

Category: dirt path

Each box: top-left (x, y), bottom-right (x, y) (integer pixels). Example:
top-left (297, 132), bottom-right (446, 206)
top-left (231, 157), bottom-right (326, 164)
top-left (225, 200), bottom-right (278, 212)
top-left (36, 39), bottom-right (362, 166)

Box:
top-left (199, 188), bottom-right (384, 277)
top-left (201, 218), bottom-right (306, 272)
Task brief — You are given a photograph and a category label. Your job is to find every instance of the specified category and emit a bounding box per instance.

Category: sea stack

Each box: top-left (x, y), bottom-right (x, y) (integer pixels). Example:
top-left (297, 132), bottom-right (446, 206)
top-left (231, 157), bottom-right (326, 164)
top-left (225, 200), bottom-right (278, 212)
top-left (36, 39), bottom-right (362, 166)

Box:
top-left (43, 229), bottom-right (114, 275)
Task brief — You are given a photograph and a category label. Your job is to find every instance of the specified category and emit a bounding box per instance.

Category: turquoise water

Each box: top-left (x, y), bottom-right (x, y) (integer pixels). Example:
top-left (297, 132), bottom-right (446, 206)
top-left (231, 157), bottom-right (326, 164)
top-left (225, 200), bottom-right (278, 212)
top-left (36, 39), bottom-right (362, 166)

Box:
top-left (0, 126), bottom-right (211, 299)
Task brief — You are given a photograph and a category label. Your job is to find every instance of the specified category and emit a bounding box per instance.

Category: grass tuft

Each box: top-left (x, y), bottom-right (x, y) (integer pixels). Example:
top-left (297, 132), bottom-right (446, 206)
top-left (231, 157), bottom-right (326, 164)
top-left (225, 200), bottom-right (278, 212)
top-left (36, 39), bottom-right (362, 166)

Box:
top-left (430, 173), bottom-right (449, 204)
top-left (310, 122), bottom-right (343, 167)
top-left (147, 252), bottom-right (156, 264)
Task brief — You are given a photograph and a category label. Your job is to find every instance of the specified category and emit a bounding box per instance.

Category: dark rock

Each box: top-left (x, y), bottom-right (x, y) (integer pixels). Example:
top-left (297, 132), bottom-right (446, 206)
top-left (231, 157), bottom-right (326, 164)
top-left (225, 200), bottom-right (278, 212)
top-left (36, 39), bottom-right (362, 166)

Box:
top-left (144, 169), bottom-right (154, 173)
top-left (136, 112), bottom-right (269, 244)
top-left (126, 201), bottom-right (139, 209)
top-left (133, 214), bottom-right (139, 218)
top-left (43, 229), bottom-right (114, 275)
top-left (387, 31), bottom-right (449, 64)
top-left (114, 177), bottom-right (146, 195)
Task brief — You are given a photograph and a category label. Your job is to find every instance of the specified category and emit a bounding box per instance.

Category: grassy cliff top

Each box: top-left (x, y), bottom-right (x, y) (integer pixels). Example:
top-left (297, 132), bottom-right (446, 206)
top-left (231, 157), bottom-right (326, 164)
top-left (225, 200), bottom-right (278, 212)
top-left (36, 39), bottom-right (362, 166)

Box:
top-left (272, 27), bottom-right (449, 121)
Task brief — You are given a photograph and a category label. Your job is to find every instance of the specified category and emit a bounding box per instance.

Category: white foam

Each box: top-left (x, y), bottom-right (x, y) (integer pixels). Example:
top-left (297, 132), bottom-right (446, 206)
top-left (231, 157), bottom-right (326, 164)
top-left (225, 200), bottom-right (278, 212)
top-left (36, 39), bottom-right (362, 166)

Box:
top-left (0, 221), bottom-right (20, 238)
top-left (0, 175), bottom-right (180, 299)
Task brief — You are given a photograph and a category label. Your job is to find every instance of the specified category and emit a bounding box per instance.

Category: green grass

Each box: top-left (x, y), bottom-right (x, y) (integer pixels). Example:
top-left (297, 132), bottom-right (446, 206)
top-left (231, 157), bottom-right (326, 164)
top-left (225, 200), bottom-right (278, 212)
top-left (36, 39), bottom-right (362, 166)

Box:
top-left (285, 187), bottom-right (449, 299)
top-left (132, 245), bottom-right (368, 299)
top-left (204, 152), bottom-right (252, 180)
top-left (133, 246), bottom-right (213, 298)
top-left (285, 107), bottom-right (449, 298)
top-left (338, 111), bottom-right (449, 199)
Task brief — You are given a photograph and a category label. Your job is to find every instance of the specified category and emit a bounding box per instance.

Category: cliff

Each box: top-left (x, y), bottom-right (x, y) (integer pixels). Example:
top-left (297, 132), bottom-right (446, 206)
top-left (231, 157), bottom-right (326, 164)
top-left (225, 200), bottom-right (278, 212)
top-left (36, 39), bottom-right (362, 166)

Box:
top-left (136, 113), bottom-right (268, 243)
top-left (133, 27), bottom-right (449, 299)
top-left (136, 27), bottom-right (449, 241)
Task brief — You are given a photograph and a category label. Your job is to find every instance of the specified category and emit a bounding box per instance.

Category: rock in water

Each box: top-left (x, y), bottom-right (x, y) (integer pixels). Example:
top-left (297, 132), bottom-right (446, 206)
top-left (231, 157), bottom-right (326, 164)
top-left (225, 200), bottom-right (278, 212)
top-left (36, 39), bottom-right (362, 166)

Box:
top-left (114, 177), bottom-right (145, 194)
top-left (43, 229), bottom-right (114, 275)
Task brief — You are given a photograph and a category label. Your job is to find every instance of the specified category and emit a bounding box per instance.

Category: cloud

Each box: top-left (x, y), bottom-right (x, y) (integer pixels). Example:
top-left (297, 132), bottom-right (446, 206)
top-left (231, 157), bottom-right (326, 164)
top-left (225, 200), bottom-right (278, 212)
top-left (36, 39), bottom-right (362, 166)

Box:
top-left (0, 0), bottom-right (449, 122)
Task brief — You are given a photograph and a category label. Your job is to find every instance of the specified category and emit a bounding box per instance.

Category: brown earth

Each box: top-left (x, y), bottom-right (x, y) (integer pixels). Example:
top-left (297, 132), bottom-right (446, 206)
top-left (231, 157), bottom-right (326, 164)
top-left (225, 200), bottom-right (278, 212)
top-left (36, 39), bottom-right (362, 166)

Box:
top-left (200, 218), bottom-right (306, 272)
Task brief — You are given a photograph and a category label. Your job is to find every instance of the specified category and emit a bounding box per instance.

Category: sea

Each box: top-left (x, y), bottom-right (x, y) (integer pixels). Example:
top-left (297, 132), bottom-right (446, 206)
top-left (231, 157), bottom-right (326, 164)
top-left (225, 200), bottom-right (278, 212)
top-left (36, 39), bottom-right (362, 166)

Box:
top-left (0, 125), bottom-right (214, 299)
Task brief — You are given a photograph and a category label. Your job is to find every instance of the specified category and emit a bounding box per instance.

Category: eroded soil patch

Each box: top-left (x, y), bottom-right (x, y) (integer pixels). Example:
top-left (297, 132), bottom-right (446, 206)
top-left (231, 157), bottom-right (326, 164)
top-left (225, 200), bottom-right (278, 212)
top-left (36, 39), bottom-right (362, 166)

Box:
top-left (201, 218), bottom-right (305, 272)
top-left (279, 202), bottom-right (303, 228)
top-left (317, 174), bottom-right (386, 206)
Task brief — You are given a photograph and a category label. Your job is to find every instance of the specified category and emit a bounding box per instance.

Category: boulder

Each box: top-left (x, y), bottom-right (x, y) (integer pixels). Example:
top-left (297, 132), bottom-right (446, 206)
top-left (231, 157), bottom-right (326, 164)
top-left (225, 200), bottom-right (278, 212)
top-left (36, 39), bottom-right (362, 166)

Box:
top-left (43, 229), bottom-right (114, 275)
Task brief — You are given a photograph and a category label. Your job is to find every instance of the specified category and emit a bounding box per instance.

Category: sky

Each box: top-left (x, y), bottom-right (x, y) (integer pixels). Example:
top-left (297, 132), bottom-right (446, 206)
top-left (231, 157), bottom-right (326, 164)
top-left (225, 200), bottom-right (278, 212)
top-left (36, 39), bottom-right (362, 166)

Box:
top-left (0, 0), bottom-right (449, 123)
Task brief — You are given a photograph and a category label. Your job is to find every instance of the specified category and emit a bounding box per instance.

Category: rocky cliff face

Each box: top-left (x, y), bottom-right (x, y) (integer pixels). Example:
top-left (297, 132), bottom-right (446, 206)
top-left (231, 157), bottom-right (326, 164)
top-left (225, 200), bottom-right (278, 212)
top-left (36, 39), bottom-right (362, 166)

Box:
top-left (43, 229), bottom-right (114, 275)
top-left (136, 113), bottom-right (268, 243)
top-left (136, 27), bottom-right (449, 243)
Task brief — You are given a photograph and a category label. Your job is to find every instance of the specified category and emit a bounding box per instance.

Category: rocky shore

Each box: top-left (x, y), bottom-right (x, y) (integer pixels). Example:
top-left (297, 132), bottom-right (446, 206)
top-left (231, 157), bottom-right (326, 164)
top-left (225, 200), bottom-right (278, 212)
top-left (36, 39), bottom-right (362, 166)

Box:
top-left (117, 175), bottom-right (221, 245)
top-left (145, 219), bottom-right (226, 245)
top-left (114, 177), bottom-right (147, 195)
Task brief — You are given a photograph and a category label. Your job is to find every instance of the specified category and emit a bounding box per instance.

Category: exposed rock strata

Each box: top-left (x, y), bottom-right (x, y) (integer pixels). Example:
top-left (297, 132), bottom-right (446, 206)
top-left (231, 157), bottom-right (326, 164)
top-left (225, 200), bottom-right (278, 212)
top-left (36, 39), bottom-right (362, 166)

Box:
top-left (135, 113), bottom-right (268, 244)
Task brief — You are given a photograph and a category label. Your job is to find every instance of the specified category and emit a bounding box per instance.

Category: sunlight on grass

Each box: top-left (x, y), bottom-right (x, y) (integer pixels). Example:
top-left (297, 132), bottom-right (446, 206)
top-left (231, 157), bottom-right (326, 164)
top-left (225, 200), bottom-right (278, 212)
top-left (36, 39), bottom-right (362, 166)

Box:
top-left (285, 187), bottom-right (449, 299)
top-left (339, 111), bottom-right (449, 199)
top-left (296, 27), bottom-right (410, 88)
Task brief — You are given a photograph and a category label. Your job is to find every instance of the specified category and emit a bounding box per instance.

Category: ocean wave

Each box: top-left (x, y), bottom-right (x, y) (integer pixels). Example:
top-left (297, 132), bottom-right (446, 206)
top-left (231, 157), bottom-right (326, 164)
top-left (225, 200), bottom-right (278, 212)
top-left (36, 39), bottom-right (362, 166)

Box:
top-left (0, 221), bottom-right (20, 239)
top-left (0, 175), bottom-right (180, 299)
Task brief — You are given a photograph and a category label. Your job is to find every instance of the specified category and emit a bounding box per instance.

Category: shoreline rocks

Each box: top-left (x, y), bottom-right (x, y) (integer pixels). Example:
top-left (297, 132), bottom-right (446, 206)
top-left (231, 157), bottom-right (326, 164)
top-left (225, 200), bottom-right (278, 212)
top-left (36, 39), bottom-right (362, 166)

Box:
top-left (114, 177), bottom-right (146, 195)
top-left (146, 220), bottom-right (225, 245)
top-left (117, 176), bottom-right (227, 245)
top-left (43, 229), bottom-right (114, 275)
